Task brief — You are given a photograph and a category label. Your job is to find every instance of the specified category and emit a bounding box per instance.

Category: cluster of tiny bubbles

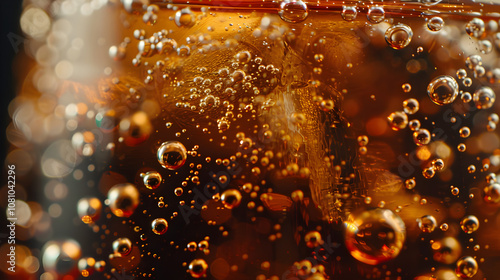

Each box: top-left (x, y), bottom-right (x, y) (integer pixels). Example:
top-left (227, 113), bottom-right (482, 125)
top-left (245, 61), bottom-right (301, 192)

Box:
top-left (367, 6), bottom-right (385, 24)
top-left (304, 231), bottom-right (323, 248)
top-left (107, 183), bottom-right (140, 218)
top-left (387, 111), bottom-right (408, 131)
top-left (455, 256), bottom-right (478, 278)
top-left (385, 23), bottom-right (413, 50)
top-left (417, 215), bottom-right (437, 233)
top-left (413, 128), bottom-right (431, 146)
top-left (112, 238), bottom-right (132, 256)
top-left (405, 178), bottom-right (416, 190)
top-left (427, 16), bottom-right (444, 32)
top-left (77, 197), bottom-right (102, 224)
top-left (427, 75), bottom-right (459, 105)
top-left (157, 141), bottom-right (188, 170)
top-left (465, 18), bottom-right (485, 38)
top-left (460, 215), bottom-right (479, 234)
top-left (344, 208), bottom-right (406, 265)
top-left (188, 259), bottom-right (208, 278)
top-left (409, 119), bottom-right (421, 131)
top-left (220, 189), bottom-right (243, 209)
top-left (403, 98), bottom-right (419, 115)
top-left (473, 87), bottom-right (496, 109)
top-left (278, 0), bottom-right (309, 23)
top-left (140, 171), bottom-right (162, 190)
top-left (341, 6), bottom-right (357, 21)
top-left (151, 218), bottom-right (168, 235)
top-left (143, 4), bottom-right (159, 25)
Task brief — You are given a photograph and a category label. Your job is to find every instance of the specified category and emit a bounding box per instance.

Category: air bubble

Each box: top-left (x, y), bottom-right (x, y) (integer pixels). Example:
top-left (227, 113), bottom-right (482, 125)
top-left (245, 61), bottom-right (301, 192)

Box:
top-left (427, 76), bottom-right (459, 105)
top-left (112, 238), bottom-right (132, 256)
top-left (174, 7), bottom-right (195, 27)
top-left (387, 111), bottom-right (408, 131)
top-left (278, 0), bottom-right (309, 23)
top-left (465, 55), bottom-right (482, 69)
top-left (427, 16), bottom-right (444, 31)
top-left (417, 215), bottom-right (437, 233)
top-left (479, 40), bottom-right (493, 54)
top-left (460, 215), bottom-right (479, 234)
top-left (409, 119), bottom-right (421, 131)
top-left (465, 18), bottom-right (485, 38)
top-left (188, 259), bottom-right (208, 278)
top-left (304, 231), bottom-right (323, 248)
top-left (109, 45), bottom-right (126, 61)
top-left (151, 218), bottom-right (168, 235)
top-left (459, 127), bottom-right (470, 138)
top-left (456, 69), bottom-right (467, 80)
top-left (344, 209), bottom-right (406, 265)
top-left (157, 141), bottom-right (187, 170)
top-left (431, 159), bottom-right (444, 170)
top-left (422, 167), bottom-right (435, 179)
top-left (221, 189), bottom-right (242, 209)
top-left (461, 92), bottom-right (472, 103)
top-left (483, 183), bottom-right (500, 203)
top-left (141, 171), bottom-right (162, 190)
top-left (341, 6), bottom-right (357, 21)
top-left (405, 178), bottom-right (416, 190)
top-left (402, 83), bottom-right (412, 93)
top-left (77, 197), bottom-right (102, 224)
top-left (455, 256), bottom-right (478, 278)
top-left (385, 24), bottom-right (413, 49)
top-left (403, 98), bottom-right (419, 114)
top-left (473, 87), bottom-right (496, 109)
top-left (367, 6), bottom-right (385, 24)
top-left (107, 183), bottom-right (140, 218)
top-left (413, 129), bottom-right (431, 146)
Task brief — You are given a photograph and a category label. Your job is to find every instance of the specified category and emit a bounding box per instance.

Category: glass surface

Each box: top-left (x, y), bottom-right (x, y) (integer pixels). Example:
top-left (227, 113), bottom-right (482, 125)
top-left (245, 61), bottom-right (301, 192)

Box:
top-left (3, 0), bottom-right (500, 279)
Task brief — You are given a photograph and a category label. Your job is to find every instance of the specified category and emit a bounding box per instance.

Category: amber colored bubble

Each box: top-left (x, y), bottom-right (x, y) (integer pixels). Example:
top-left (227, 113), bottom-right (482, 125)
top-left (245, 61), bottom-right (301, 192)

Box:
top-left (278, 1), bottom-right (309, 23)
top-left (107, 183), bottom-right (139, 218)
top-left (344, 208), bottom-right (406, 265)
top-left (455, 256), bottom-right (478, 278)
top-left (157, 141), bottom-right (188, 170)
top-left (189, 259), bottom-right (208, 278)
top-left (385, 24), bottom-right (413, 49)
top-left (427, 76), bottom-right (459, 105)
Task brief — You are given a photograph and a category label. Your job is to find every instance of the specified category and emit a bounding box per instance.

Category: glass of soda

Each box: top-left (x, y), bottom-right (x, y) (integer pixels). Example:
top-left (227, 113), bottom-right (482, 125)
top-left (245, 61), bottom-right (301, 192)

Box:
top-left (4, 0), bottom-right (500, 279)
